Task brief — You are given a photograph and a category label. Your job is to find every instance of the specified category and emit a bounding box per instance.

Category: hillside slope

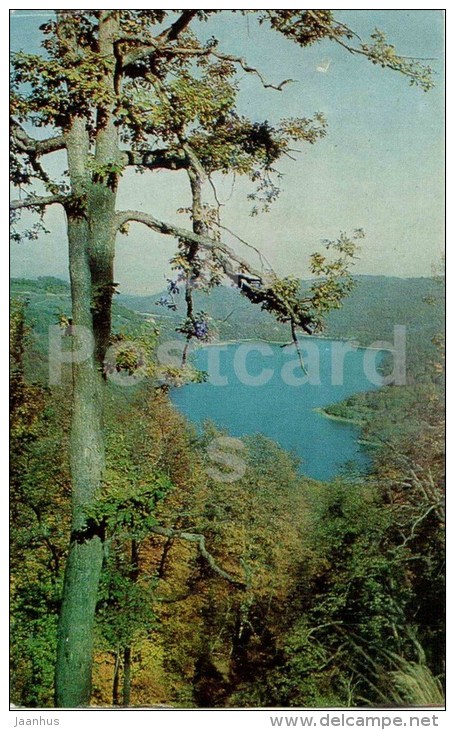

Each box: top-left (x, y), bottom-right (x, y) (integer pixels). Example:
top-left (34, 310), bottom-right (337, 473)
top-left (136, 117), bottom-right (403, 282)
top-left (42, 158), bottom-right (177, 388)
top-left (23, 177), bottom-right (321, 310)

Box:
top-left (11, 274), bottom-right (443, 383)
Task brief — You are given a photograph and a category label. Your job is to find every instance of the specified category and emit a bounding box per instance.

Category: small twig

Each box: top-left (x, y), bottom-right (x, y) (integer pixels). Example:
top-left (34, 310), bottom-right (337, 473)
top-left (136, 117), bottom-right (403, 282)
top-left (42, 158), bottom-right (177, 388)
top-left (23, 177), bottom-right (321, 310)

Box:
top-left (306, 9), bottom-right (434, 86)
top-left (213, 220), bottom-right (273, 272)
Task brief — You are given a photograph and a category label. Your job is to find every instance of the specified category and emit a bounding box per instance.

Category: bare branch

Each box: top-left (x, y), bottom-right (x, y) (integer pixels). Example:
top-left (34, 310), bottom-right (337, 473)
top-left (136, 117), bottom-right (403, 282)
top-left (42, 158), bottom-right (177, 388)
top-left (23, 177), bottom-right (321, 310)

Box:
top-left (306, 10), bottom-right (434, 87)
top-left (213, 220), bottom-right (274, 272)
top-left (122, 10), bottom-right (210, 66)
top-left (181, 142), bottom-right (207, 182)
top-left (115, 209), bottom-right (314, 334)
top-left (10, 119), bottom-right (66, 156)
top-left (115, 208), bottom-right (258, 283)
top-left (122, 42), bottom-right (159, 68)
top-left (123, 43), bottom-right (295, 91)
top-left (10, 193), bottom-right (69, 211)
top-left (291, 320), bottom-right (308, 374)
top-left (156, 10), bottom-right (200, 43)
top-left (164, 46), bottom-right (296, 91)
top-left (149, 524), bottom-right (246, 588)
top-left (395, 503), bottom-right (441, 551)
top-left (179, 144), bottom-right (207, 363)
top-left (210, 49), bottom-right (296, 91)
top-left (207, 173), bottom-right (224, 214)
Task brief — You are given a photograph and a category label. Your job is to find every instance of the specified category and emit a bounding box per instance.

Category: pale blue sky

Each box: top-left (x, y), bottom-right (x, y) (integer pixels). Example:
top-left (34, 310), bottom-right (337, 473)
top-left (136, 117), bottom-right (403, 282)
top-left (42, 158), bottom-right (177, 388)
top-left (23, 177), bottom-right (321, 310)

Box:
top-left (10, 10), bottom-right (444, 294)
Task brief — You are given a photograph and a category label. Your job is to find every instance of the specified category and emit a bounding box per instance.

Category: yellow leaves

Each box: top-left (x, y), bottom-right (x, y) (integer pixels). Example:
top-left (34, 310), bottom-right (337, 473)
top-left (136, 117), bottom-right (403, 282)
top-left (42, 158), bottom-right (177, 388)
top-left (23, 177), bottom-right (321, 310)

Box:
top-left (279, 114), bottom-right (328, 144)
top-left (362, 29), bottom-right (434, 92)
top-left (128, 638), bottom-right (171, 706)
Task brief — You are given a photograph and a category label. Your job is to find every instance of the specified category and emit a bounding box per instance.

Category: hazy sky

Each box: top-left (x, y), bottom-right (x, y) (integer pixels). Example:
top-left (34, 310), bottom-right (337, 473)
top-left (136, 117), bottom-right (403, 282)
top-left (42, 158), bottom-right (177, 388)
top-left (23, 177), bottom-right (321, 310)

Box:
top-left (10, 9), bottom-right (444, 294)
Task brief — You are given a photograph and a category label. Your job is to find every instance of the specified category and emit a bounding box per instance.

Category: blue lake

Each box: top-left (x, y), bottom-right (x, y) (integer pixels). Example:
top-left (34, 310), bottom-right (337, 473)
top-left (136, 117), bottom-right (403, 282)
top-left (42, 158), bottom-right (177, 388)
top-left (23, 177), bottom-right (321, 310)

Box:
top-left (170, 340), bottom-right (382, 481)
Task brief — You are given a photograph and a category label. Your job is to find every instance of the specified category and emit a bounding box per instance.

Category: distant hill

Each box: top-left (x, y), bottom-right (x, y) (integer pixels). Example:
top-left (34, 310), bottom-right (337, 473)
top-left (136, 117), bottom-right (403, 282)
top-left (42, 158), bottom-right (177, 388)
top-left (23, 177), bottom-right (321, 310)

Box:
top-left (11, 274), bottom-right (444, 382)
top-left (118, 283), bottom-right (289, 343)
top-left (10, 277), bottom-right (153, 376)
top-left (120, 273), bottom-right (443, 342)
top-left (324, 274), bottom-right (443, 342)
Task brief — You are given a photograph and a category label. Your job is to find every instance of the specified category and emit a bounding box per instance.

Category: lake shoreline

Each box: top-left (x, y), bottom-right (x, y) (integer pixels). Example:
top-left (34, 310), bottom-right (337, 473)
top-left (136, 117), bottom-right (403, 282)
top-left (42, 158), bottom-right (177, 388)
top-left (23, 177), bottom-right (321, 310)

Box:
top-left (195, 336), bottom-right (386, 353)
top-left (313, 406), bottom-right (365, 427)
top-left (314, 407), bottom-right (381, 449)
top-left (133, 309), bottom-right (386, 353)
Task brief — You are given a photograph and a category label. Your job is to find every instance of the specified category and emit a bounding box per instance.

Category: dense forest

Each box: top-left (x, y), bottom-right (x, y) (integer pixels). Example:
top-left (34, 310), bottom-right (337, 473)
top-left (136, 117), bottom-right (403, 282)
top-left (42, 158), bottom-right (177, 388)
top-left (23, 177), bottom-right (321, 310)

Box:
top-left (10, 274), bottom-right (444, 708)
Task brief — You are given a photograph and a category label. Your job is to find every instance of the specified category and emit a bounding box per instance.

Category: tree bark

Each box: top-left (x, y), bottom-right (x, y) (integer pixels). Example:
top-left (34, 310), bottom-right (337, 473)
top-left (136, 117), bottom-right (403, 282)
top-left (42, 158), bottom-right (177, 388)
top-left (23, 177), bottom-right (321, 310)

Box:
top-left (54, 211), bottom-right (105, 706)
top-left (182, 166), bottom-right (206, 364)
top-left (122, 647), bottom-right (132, 707)
top-left (122, 539), bottom-right (139, 707)
top-left (54, 116), bottom-right (106, 707)
top-left (88, 10), bottom-right (120, 367)
top-left (112, 649), bottom-right (121, 706)
top-left (55, 12), bottom-right (121, 707)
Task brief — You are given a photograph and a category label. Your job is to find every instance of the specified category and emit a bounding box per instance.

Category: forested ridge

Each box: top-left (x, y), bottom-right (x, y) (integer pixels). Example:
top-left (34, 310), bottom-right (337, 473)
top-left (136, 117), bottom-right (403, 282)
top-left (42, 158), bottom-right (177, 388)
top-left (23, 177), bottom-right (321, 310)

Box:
top-left (11, 273), bottom-right (443, 354)
top-left (119, 274), bottom-right (443, 347)
top-left (10, 275), bottom-right (444, 708)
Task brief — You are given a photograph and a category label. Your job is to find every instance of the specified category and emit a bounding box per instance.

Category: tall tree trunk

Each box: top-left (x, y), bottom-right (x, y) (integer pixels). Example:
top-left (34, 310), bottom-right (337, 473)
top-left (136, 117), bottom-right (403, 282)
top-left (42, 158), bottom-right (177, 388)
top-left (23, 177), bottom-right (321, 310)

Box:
top-left (122, 540), bottom-right (139, 707)
top-left (54, 210), bottom-right (105, 706)
top-left (122, 647), bottom-right (132, 707)
top-left (88, 9), bottom-right (120, 367)
top-left (55, 12), bottom-right (121, 706)
top-left (112, 649), bottom-right (121, 706)
top-left (54, 117), bottom-right (106, 707)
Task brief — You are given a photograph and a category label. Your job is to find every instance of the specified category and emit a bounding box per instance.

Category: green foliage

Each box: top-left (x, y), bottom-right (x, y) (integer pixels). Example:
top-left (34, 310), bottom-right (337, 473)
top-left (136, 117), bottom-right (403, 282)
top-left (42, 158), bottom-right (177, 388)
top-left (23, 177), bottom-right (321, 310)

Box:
top-left (10, 302), bottom-right (71, 707)
top-left (11, 578), bottom-right (62, 708)
top-left (361, 29), bottom-right (434, 91)
top-left (237, 470), bottom-right (442, 708)
top-left (12, 10), bottom-right (429, 353)
top-left (10, 299), bottom-right (45, 440)
top-left (117, 275), bottom-right (444, 378)
top-left (10, 278), bottom-right (157, 381)
top-left (96, 556), bottom-right (158, 653)
top-left (386, 658), bottom-right (444, 706)
top-left (260, 11), bottom-right (433, 91)
top-left (104, 329), bottom-right (158, 381)
top-left (308, 230), bottom-right (364, 322)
